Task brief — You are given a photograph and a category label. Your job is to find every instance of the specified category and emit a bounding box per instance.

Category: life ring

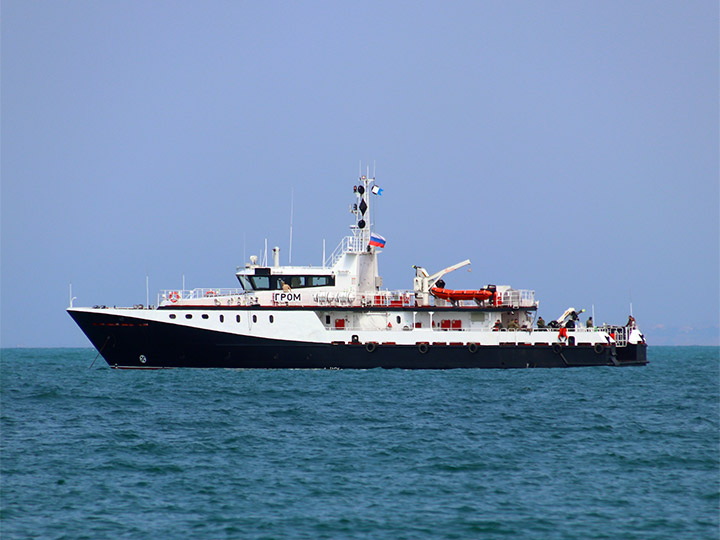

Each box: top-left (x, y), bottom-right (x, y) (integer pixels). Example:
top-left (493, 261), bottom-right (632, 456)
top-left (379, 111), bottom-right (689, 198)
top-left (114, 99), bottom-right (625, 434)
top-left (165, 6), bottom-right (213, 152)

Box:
top-left (593, 343), bottom-right (605, 354)
top-left (468, 342), bottom-right (478, 354)
top-left (365, 342), bottom-right (377, 353)
top-left (552, 343), bottom-right (562, 354)
top-left (205, 290), bottom-right (216, 297)
top-left (418, 343), bottom-right (429, 354)
top-left (169, 291), bottom-right (180, 303)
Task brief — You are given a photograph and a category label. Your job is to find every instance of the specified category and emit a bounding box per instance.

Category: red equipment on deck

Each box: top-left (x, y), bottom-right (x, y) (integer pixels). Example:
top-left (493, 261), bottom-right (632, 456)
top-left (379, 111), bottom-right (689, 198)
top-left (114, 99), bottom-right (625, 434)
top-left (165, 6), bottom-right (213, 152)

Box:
top-left (430, 287), bottom-right (493, 302)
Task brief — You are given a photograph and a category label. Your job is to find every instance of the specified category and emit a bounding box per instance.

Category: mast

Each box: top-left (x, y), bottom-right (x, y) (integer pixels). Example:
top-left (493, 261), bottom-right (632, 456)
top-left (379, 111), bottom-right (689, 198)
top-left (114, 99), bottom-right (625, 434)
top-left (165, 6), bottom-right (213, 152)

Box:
top-left (344, 172), bottom-right (381, 292)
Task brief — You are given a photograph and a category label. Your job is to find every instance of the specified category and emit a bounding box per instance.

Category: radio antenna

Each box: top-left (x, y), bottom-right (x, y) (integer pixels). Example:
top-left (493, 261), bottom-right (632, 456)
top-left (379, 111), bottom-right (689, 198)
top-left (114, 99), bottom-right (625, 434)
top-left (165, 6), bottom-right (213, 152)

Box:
top-left (289, 188), bottom-right (294, 265)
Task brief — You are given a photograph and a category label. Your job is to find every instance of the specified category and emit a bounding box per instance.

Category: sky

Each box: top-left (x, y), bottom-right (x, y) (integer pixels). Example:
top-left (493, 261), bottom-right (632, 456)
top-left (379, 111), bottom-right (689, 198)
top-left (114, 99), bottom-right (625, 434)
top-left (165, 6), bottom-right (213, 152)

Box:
top-left (2, 1), bottom-right (718, 347)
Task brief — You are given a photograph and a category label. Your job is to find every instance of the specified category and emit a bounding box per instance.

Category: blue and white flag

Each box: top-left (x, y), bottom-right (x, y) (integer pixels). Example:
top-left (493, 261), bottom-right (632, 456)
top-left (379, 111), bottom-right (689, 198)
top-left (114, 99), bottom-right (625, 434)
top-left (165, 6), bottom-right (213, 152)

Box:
top-left (371, 185), bottom-right (384, 196)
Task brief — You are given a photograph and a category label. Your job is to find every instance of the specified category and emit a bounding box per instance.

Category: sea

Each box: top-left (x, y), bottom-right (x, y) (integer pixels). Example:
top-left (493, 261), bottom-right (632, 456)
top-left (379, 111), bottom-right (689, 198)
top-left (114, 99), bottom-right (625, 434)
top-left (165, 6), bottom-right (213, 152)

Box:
top-left (1, 347), bottom-right (718, 540)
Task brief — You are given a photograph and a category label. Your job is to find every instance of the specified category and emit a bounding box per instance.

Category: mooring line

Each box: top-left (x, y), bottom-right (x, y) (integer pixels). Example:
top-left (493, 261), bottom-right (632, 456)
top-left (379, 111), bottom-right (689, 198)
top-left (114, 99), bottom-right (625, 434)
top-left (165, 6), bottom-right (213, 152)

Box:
top-left (89, 336), bottom-right (110, 369)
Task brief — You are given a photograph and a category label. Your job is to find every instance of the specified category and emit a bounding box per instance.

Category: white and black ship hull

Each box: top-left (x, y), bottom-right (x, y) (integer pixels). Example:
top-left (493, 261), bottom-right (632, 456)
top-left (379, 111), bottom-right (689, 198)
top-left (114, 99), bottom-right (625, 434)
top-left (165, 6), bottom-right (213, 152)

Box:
top-left (68, 308), bottom-right (647, 370)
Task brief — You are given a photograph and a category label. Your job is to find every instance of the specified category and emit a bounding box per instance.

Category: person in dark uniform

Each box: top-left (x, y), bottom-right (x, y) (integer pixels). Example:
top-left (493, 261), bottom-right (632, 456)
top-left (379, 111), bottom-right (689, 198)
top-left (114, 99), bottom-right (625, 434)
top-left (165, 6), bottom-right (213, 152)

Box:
top-left (537, 316), bottom-right (546, 329)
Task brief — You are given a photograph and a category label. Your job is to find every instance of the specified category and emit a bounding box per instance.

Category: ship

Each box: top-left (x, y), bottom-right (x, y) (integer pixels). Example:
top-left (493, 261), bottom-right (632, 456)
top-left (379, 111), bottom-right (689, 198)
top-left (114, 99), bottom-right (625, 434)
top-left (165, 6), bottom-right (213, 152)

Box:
top-left (68, 173), bottom-right (648, 369)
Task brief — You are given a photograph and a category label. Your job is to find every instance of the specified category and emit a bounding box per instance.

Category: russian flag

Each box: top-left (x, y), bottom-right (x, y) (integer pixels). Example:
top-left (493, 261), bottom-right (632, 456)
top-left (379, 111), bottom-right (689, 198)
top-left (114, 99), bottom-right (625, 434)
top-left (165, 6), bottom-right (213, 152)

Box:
top-left (369, 233), bottom-right (386, 248)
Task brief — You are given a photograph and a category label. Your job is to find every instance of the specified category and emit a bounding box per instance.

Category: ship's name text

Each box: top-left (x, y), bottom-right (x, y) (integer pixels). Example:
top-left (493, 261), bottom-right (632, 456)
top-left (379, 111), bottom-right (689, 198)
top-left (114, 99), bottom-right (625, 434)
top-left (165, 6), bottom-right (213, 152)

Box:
top-left (273, 292), bottom-right (302, 303)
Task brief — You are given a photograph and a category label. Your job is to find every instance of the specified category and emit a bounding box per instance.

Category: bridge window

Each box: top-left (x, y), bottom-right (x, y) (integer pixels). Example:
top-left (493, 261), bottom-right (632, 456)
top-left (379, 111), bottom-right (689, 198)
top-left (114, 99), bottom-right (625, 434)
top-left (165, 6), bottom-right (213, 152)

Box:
top-left (289, 276), bottom-right (305, 288)
top-left (251, 276), bottom-right (270, 290)
top-left (238, 274), bottom-right (335, 291)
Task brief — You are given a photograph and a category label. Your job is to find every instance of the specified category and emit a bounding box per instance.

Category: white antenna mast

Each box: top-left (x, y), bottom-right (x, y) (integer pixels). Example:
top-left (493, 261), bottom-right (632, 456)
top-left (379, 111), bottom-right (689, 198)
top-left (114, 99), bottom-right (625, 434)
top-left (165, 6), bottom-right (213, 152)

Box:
top-left (322, 239), bottom-right (326, 268)
top-left (368, 165), bottom-right (374, 234)
top-left (146, 274), bottom-right (149, 307)
top-left (289, 188), bottom-right (294, 265)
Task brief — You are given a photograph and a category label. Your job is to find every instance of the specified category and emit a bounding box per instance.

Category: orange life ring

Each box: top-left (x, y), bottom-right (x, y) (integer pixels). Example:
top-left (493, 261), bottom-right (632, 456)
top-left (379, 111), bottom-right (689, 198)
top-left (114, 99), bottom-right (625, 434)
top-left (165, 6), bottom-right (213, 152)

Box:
top-left (169, 291), bottom-right (180, 303)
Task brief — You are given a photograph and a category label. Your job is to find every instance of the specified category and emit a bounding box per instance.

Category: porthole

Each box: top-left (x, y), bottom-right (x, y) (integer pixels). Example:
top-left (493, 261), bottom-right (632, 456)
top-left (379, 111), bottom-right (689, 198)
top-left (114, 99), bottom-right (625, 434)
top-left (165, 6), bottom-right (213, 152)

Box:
top-left (269, 315), bottom-right (274, 323)
top-left (202, 314), bottom-right (209, 320)
top-left (185, 314), bottom-right (192, 319)
top-left (396, 316), bottom-right (401, 324)
top-left (169, 314), bottom-right (176, 319)
top-left (220, 315), bottom-right (225, 323)
top-left (236, 315), bottom-right (241, 323)
top-left (252, 315), bottom-right (257, 323)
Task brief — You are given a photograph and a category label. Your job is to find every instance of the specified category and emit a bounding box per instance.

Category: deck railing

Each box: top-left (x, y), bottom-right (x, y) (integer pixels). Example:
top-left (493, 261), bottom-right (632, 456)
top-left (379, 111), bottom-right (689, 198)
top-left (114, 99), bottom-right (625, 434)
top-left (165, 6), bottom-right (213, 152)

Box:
top-left (157, 287), bottom-right (538, 309)
top-left (158, 288), bottom-right (245, 304)
top-left (324, 232), bottom-right (369, 268)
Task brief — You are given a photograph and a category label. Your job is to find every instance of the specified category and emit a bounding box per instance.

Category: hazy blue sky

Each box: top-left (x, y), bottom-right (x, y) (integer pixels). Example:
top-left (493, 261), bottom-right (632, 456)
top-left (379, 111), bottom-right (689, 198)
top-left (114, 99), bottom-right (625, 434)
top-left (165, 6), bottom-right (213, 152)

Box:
top-left (2, 1), bottom-right (718, 347)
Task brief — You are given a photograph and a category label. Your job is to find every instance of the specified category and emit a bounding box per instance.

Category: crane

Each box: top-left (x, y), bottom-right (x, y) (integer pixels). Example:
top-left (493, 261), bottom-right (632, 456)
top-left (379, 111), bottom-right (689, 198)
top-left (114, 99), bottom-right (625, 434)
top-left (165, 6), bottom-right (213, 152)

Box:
top-left (412, 259), bottom-right (471, 306)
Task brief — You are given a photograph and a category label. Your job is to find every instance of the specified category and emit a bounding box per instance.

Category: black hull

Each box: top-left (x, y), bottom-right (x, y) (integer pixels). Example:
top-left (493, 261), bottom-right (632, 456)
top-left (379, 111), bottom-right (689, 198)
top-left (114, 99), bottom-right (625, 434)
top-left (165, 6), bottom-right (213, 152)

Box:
top-left (69, 310), bottom-right (648, 370)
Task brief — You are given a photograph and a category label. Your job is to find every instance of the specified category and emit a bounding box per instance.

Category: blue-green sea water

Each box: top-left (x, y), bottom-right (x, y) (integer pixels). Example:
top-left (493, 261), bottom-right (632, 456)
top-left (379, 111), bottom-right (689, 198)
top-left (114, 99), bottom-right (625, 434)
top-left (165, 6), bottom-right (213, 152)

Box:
top-left (2, 347), bottom-right (718, 539)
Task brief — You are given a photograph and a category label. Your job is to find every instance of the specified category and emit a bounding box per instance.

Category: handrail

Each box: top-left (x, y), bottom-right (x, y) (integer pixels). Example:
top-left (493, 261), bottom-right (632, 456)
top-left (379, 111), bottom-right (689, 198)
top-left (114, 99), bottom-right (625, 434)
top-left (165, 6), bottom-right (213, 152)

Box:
top-left (158, 288), bottom-right (246, 304)
top-left (324, 232), bottom-right (370, 267)
top-left (155, 287), bottom-right (538, 309)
